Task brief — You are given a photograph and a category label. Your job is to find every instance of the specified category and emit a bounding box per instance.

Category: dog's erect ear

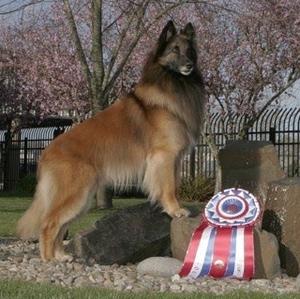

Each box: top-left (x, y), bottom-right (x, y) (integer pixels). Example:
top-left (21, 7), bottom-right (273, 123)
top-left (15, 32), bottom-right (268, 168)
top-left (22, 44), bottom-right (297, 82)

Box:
top-left (182, 23), bottom-right (195, 40)
top-left (158, 20), bottom-right (177, 45)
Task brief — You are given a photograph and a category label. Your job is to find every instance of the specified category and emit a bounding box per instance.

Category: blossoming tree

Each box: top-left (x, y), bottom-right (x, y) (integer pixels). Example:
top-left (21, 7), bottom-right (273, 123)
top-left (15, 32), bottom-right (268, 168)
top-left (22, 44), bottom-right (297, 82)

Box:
top-left (1, 0), bottom-right (300, 197)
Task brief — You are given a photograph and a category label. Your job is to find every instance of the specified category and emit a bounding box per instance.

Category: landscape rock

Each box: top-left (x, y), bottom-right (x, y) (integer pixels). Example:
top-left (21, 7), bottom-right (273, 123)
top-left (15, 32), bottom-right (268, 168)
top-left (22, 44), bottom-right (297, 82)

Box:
top-left (171, 216), bottom-right (281, 279)
top-left (263, 178), bottom-right (300, 277)
top-left (170, 216), bottom-right (200, 261)
top-left (137, 257), bottom-right (182, 277)
top-left (68, 203), bottom-right (171, 265)
top-left (0, 238), bottom-right (298, 294)
top-left (219, 141), bottom-right (285, 203)
top-left (296, 274), bottom-right (300, 291)
top-left (253, 228), bottom-right (281, 279)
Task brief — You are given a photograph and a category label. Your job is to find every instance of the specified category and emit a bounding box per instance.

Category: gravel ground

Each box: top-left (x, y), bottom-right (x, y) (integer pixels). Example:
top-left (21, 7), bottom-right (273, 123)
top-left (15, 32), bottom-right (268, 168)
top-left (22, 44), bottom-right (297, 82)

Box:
top-left (0, 239), bottom-right (299, 294)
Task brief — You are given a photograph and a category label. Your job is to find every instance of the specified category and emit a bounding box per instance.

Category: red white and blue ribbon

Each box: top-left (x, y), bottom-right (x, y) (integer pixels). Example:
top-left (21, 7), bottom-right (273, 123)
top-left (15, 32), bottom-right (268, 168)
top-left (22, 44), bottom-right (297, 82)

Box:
top-left (179, 188), bottom-right (260, 280)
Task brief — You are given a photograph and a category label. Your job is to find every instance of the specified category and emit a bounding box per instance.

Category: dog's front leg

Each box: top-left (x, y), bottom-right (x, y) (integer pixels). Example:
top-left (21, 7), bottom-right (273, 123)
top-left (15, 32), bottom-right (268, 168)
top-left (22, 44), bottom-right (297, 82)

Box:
top-left (143, 150), bottom-right (190, 218)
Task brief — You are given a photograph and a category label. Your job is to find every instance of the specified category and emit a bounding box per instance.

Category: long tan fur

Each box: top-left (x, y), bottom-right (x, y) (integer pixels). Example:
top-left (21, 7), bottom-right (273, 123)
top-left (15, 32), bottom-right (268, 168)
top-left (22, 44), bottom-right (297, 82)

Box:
top-left (17, 21), bottom-right (206, 261)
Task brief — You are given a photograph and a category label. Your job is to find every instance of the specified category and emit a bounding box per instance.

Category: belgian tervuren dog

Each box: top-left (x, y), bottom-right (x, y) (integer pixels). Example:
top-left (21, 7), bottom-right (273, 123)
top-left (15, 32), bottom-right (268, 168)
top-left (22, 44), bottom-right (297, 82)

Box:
top-left (17, 21), bottom-right (206, 261)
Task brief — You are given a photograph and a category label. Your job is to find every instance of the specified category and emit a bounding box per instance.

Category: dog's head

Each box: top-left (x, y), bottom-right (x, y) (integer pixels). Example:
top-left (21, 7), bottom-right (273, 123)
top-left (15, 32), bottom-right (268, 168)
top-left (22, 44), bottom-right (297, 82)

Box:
top-left (155, 21), bottom-right (197, 76)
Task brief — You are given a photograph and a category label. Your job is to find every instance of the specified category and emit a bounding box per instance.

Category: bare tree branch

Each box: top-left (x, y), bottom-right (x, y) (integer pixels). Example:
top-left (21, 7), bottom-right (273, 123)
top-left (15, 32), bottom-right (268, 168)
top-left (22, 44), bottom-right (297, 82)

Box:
top-left (240, 72), bottom-right (300, 138)
top-left (103, 0), bottom-right (150, 89)
top-left (0, 0), bottom-right (50, 15)
top-left (62, 0), bottom-right (92, 97)
top-left (0, 0), bottom-right (19, 10)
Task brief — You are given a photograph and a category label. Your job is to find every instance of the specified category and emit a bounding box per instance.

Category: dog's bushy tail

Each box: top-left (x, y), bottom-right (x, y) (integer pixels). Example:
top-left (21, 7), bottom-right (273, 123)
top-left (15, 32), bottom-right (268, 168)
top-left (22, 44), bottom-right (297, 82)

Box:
top-left (16, 196), bottom-right (43, 240)
top-left (16, 173), bottom-right (52, 240)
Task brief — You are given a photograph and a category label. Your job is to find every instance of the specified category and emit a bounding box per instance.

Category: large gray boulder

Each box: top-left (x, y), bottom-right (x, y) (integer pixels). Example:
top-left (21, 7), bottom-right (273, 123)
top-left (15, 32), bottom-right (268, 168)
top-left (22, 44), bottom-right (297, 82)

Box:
top-left (219, 141), bottom-right (285, 203)
top-left (171, 216), bottom-right (281, 279)
top-left (68, 203), bottom-right (171, 264)
top-left (263, 178), bottom-right (300, 277)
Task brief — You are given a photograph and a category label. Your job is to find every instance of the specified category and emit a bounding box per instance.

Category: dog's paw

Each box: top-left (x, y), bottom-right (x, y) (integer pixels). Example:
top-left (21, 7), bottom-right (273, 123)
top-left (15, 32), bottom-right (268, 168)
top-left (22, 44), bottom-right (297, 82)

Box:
top-left (169, 207), bottom-right (191, 218)
top-left (55, 252), bottom-right (74, 262)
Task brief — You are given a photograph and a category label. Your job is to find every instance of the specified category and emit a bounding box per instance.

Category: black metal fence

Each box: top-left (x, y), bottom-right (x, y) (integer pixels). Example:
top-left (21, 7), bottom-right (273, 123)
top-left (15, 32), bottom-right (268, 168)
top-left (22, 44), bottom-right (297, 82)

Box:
top-left (1, 108), bottom-right (300, 191)
top-left (181, 107), bottom-right (300, 179)
top-left (0, 127), bottom-right (67, 191)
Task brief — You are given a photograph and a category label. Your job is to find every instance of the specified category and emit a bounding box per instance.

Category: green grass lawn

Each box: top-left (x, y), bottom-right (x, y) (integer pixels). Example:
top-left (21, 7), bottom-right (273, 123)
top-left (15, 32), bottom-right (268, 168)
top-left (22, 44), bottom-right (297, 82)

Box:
top-left (0, 195), bottom-right (204, 238)
top-left (0, 196), bottom-right (147, 238)
top-left (1, 280), bottom-right (299, 299)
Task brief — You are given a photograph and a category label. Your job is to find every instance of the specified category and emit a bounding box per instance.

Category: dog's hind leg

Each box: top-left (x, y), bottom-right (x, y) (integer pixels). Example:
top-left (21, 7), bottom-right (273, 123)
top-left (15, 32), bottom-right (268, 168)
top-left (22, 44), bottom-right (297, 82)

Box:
top-left (53, 223), bottom-right (72, 262)
top-left (143, 150), bottom-right (190, 218)
top-left (53, 185), bottom-right (97, 262)
top-left (39, 162), bottom-right (97, 261)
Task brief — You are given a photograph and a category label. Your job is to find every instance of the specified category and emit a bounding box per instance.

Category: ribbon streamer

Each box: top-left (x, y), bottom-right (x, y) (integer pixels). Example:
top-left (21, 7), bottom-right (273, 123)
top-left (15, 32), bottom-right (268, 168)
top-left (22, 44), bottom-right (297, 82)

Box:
top-left (179, 188), bottom-right (260, 280)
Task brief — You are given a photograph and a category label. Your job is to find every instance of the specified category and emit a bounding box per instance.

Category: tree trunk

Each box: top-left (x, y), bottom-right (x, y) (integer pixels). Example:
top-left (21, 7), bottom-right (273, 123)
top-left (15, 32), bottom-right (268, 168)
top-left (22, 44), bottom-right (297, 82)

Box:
top-left (214, 155), bottom-right (222, 194)
top-left (90, 84), bottom-right (103, 114)
top-left (95, 186), bottom-right (113, 209)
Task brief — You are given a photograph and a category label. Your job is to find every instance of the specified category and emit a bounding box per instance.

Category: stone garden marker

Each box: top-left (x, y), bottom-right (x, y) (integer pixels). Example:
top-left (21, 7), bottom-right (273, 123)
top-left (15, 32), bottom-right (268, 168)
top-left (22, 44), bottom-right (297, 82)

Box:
top-left (219, 141), bottom-right (285, 202)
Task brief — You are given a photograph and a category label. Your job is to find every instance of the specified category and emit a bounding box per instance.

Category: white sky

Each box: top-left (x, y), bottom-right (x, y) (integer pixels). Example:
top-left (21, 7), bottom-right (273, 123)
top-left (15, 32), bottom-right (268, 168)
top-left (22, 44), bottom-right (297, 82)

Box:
top-left (274, 80), bottom-right (300, 108)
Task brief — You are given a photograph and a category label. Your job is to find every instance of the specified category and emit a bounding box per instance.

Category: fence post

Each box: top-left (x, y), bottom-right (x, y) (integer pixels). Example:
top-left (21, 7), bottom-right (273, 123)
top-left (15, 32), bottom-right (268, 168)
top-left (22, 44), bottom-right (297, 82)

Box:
top-left (189, 147), bottom-right (196, 180)
top-left (23, 138), bottom-right (28, 177)
top-left (3, 132), bottom-right (10, 191)
top-left (269, 127), bottom-right (276, 145)
top-left (244, 127), bottom-right (249, 140)
top-left (3, 131), bottom-right (21, 191)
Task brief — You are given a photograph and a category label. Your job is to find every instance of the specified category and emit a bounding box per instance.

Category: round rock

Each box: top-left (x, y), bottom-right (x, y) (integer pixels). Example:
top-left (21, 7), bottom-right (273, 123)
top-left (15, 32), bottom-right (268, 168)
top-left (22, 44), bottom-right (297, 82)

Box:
top-left (137, 257), bottom-right (182, 277)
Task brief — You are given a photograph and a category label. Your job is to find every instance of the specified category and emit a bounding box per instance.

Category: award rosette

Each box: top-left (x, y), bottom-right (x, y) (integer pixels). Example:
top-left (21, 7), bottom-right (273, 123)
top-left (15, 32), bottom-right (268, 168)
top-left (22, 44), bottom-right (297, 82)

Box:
top-left (179, 188), bottom-right (261, 280)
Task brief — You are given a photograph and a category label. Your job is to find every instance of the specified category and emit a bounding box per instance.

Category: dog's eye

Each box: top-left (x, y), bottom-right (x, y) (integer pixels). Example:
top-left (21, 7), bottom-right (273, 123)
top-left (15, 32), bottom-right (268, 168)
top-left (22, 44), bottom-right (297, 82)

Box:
top-left (171, 46), bottom-right (179, 54)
